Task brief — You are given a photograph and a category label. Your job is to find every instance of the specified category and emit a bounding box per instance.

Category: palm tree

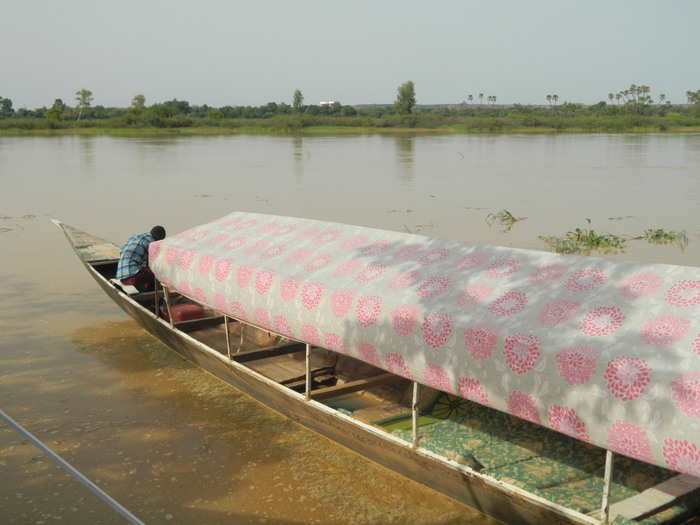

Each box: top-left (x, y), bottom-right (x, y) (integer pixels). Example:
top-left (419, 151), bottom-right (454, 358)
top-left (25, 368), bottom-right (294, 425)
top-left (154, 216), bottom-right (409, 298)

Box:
top-left (659, 94), bottom-right (666, 104)
top-left (552, 94), bottom-right (559, 105)
top-left (608, 93), bottom-right (615, 104)
top-left (478, 93), bottom-right (484, 105)
top-left (615, 93), bottom-right (622, 105)
top-left (468, 94), bottom-right (473, 104)
top-left (546, 94), bottom-right (552, 106)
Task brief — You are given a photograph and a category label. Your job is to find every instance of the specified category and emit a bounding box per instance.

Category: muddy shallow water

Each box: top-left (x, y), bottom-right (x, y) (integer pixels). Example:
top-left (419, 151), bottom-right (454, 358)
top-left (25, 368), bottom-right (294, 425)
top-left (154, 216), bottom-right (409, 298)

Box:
top-left (2, 133), bottom-right (699, 523)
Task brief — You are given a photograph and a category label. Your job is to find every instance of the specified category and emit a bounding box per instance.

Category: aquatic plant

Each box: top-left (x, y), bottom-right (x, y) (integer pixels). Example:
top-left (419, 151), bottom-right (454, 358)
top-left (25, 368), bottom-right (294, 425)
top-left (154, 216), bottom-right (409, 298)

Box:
top-left (638, 229), bottom-right (688, 250)
top-left (539, 220), bottom-right (627, 255)
top-left (486, 209), bottom-right (526, 233)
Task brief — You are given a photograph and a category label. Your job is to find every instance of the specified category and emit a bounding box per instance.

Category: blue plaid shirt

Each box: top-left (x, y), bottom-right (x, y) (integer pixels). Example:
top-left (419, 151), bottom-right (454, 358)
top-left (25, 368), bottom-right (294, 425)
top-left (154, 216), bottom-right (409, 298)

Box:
top-left (116, 232), bottom-right (154, 280)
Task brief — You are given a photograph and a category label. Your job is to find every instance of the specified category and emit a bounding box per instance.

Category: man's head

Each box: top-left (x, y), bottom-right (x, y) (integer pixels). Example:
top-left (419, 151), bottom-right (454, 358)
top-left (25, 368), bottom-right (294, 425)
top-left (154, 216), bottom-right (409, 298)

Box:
top-left (150, 225), bottom-right (166, 241)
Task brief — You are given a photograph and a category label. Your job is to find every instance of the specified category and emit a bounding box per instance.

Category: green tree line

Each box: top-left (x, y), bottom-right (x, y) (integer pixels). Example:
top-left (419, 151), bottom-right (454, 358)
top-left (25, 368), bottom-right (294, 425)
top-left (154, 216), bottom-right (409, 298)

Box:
top-left (1, 83), bottom-right (700, 132)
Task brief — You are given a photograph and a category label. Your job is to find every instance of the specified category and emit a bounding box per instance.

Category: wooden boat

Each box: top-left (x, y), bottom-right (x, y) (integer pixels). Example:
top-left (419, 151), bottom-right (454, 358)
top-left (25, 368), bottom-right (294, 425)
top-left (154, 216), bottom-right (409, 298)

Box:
top-left (53, 215), bottom-right (700, 525)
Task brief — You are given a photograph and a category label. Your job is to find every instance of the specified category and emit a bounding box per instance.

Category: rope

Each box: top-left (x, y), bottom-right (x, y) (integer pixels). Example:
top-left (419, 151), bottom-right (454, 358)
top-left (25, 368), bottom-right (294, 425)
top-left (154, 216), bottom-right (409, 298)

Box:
top-left (0, 409), bottom-right (145, 525)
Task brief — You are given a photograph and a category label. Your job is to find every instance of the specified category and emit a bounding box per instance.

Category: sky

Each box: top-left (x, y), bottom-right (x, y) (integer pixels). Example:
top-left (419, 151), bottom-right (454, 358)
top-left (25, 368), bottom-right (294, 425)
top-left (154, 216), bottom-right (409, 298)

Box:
top-left (2, 0), bottom-right (698, 109)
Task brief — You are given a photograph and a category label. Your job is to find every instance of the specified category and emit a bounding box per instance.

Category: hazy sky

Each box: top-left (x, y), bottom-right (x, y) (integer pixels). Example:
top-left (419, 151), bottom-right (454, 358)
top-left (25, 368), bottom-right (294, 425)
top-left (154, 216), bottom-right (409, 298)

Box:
top-left (2, 0), bottom-right (698, 108)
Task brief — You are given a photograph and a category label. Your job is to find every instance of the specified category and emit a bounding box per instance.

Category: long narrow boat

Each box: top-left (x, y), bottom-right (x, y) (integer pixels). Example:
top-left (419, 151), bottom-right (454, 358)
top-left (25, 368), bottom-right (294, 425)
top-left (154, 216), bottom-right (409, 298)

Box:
top-left (54, 214), bottom-right (700, 525)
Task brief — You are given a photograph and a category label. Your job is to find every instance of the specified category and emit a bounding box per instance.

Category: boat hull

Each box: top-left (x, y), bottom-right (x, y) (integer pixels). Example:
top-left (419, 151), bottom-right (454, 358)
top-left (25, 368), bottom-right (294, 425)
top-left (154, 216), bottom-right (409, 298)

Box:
top-left (82, 260), bottom-right (590, 525)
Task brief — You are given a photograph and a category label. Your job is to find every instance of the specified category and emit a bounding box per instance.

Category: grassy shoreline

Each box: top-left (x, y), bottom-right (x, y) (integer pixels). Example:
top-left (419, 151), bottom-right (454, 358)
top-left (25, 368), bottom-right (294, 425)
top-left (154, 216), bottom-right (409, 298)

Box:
top-left (2, 125), bottom-right (700, 137)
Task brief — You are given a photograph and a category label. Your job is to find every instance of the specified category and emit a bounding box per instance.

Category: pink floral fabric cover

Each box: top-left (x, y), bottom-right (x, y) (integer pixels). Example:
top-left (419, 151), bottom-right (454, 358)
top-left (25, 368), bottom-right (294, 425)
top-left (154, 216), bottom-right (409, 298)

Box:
top-left (149, 211), bottom-right (700, 476)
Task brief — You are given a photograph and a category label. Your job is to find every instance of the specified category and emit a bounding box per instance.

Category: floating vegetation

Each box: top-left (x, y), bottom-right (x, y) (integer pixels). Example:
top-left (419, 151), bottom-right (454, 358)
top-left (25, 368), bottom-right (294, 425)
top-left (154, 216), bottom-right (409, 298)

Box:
top-left (607, 216), bottom-right (634, 221)
top-left (539, 220), bottom-right (627, 255)
top-left (0, 227), bottom-right (14, 233)
top-left (387, 209), bottom-right (414, 214)
top-left (403, 223), bottom-right (435, 234)
top-left (486, 209), bottom-right (527, 233)
top-left (637, 229), bottom-right (688, 250)
top-left (540, 219), bottom-right (691, 255)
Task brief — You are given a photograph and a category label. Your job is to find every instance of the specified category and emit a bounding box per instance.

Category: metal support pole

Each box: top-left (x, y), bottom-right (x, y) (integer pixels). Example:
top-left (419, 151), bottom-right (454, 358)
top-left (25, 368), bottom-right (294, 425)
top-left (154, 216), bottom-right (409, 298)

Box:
top-left (0, 409), bottom-right (145, 525)
top-left (224, 316), bottom-right (232, 359)
top-left (153, 278), bottom-right (160, 317)
top-left (411, 382), bottom-right (420, 448)
top-left (236, 324), bottom-right (244, 354)
top-left (601, 449), bottom-right (614, 524)
top-left (162, 286), bottom-right (174, 328)
top-left (305, 343), bottom-right (311, 400)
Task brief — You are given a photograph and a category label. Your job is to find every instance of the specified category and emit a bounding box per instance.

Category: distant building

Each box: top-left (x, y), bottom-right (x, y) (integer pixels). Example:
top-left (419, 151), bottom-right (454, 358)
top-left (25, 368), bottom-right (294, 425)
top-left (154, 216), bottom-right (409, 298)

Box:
top-left (319, 100), bottom-right (339, 106)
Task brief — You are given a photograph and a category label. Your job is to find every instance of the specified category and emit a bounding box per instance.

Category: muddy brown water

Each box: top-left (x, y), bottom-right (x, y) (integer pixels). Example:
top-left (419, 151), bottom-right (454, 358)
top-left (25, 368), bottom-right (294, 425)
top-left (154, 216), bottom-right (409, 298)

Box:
top-left (2, 133), bottom-right (700, 524)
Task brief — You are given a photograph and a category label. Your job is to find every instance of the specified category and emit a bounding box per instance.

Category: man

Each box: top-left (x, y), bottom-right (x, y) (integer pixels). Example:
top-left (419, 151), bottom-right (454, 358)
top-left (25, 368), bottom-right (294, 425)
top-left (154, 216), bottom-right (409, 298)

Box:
top-left (116, 225), bottom-right (166, 292)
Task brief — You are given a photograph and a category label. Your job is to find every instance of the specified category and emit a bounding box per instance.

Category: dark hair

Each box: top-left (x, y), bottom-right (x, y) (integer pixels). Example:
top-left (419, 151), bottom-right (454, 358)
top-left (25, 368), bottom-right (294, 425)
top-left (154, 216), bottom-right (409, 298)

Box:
top-left (150, 225), bottom-right (166, 241)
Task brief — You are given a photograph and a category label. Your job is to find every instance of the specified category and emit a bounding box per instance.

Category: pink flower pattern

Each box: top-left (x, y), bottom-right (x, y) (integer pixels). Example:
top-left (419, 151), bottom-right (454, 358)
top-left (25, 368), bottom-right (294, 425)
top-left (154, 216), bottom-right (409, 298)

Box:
top-left (581, 306), bottom-right (625, 336)
top-left (273, 315), bottom-right (293, 338)
top-left (357, 342), bottom-right (379, 366)
top-left (666, 280), bottom-right (700, 307)
top-left (503, 334), bottom-right (540, 374)
top-left (671, 372), bottom-right (700, 418)
top-left (641, 316), bottom-right (690, 347)
top-left (456, 253), bottom-right (488, 271)
top-left (356, 265), bottom-right (386, 283)
top-left (385, 353), bottom-right (411, 378)
top-left (178, 249), bottom-right (196, 270)
top-left (222, 236), bottom-right (247, 250)
top-left (165, 246), bottom-right (180, 264)
top-left (464, 324), bottom-right (499, 360)
top-left (279, 278), bottom-right (298, 302)
top-left (341, 234), bottom-right (368, 250)
top-left (457, 285), bottom-right (493, 306)
top-left (548, 406), bottom-right (589, 441)
top-left (566, 269), bottom-right (606, 292)
top-left (333, 259), bottom-right (363, 277)
top-left (193, 287), bottom-right (207, 303)
top-left (663, 440), bottom-right (700, 476)
top-left (314, 230), bottom-right (340, 244)
top-left (489, 291), bottom-right (527, 317)
top-left (604, 357), bottom-right (651, 401)
top-left (393, 244), bottom-right (423, 260)
top-left (305, 253), bottom-right (333, 272)
top-left (418, 249), bottom-right (451, 265)
top-left (506, 391), bottom-right (540, 424)
top-left (539, 299), bottom-right (580, 327)
top-left (693, 334), bottom-right (700, 356)
top-left (555, 345), bottom-right (599, 385)
top-left (422, 313), bottom-right (453, 349)
top-left (213, 294), bottom-right (226, 313)
top-left (229, 301), bottom-right (247, 320)
top-left (356, 296), bottom-right (382, 327)
top-left (423, 364), bottom-right (452, 392)
top-left (198, 254), bottom-right (215, 275)
top-left (389, 270), bottom-right (420, 289)
top-left (607, 421), bottom-right (653, 462)
top-left (417, 276), bottom-right (450, 298)
top-left (148, 241), bottom-right (161, 260)
top-left (284, 247), bottom-right (313, 264)
top-left (255, 269), bottom-right (275, 295)
top-left (361, 240), bottom-right (391, 256)
top-left (261, 244), bottom-right (286, 258)
top-left (301, 283), bottom-right (324, 310)
top-left (300, 324), bottom-right (321, 346)
top-left (324, 333), bottom-right (344, 353)
top-left (253, 308), bottom-right (269, 327)
top-left (458, 378), bottom-right (489, 405)
top-left (214, 259), bottom-right (233, 282)
top-left (485, 258), bottom-right (519, 278)
top-left (619, 273), bottom-right (663, 299)
top-left (391, 305), bottom-right (419, 336)
top-left (528, 264), bottom-right (566, 284)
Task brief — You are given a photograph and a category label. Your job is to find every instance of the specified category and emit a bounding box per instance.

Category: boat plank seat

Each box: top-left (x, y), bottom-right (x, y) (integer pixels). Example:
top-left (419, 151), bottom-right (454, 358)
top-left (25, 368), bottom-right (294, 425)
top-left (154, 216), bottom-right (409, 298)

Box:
top-left (174, 315), bottom-right (226, 332)
top-left (232, 342), bottom-right (306, 363)
top-left (310, 373), bottom-right (404, 400)
top-left (606, 474), bottom-right (700, 521)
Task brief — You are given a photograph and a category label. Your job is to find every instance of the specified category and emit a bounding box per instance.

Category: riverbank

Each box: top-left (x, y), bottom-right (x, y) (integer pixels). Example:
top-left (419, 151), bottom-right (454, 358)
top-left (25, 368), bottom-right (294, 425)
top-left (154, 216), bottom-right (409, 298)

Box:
top-left (2, 125), bottom-right (700, 136)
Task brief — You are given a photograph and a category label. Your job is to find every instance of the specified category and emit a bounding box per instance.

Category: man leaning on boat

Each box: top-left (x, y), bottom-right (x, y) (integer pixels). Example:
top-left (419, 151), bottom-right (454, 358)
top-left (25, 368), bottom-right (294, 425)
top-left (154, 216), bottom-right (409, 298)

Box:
top-left (115, 225), bottom-right (165, 292)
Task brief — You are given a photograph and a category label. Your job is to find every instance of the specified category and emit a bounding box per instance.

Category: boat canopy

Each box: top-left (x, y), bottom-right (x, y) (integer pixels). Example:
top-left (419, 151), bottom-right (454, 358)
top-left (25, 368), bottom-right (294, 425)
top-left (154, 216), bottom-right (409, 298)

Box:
top-left (150, 211), bottom-right (700, 476)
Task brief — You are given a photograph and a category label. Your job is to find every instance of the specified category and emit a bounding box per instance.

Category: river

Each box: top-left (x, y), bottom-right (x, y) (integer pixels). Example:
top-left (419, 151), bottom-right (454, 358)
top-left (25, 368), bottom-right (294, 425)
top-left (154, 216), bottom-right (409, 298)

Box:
top-left (1, 132), bottom-right (699, 524)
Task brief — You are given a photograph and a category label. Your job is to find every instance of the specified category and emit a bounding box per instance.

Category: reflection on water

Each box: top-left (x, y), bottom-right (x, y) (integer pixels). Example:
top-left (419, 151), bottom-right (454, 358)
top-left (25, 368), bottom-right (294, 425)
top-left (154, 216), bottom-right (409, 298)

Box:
top-left (2, 132), bottom-right (700, 523)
